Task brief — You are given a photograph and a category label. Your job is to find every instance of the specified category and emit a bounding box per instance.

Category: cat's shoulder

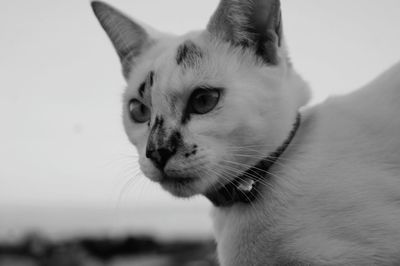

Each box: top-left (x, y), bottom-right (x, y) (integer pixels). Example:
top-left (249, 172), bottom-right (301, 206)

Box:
top-left (309, 61), bottom-right (400, 148)
top-left (295, 60), bottom-right (400, 185)
top-left (273, 62), bottom-right (400, 264)
top-left (337, 61), bottom-right (400, 119)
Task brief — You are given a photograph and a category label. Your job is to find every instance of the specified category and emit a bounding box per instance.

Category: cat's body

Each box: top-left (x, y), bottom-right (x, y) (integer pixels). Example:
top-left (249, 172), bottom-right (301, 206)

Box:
top-left (214, 61), bottom-right (400, 265)
top-left (92, 0), bottom-right (400, 265)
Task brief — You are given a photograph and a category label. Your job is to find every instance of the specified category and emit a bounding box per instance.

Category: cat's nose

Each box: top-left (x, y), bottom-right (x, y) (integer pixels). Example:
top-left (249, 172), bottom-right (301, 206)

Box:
top-left (146, 146), bottom-right (175, 170)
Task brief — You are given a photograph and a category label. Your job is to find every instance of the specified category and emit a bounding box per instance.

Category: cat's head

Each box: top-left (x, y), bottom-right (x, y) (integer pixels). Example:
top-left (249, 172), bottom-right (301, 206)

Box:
top-left (92, 0), bottom-right (310, 198)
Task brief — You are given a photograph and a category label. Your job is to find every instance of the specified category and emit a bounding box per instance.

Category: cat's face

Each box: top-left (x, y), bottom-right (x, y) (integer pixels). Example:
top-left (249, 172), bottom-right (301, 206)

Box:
top-left (92, 0), bottom-right (309, 198)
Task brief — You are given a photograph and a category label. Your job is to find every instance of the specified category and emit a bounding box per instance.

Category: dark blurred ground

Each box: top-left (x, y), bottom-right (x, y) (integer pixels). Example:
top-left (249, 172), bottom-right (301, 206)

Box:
top-left (0, 233), bottom-right (217, 266)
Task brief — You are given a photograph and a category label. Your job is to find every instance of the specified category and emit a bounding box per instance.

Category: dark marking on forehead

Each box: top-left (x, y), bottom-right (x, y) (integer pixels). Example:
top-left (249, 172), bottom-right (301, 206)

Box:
top-left (176, 40), bottom-right (203, 68)
top-left (138, 71), bottom-right (155, 98)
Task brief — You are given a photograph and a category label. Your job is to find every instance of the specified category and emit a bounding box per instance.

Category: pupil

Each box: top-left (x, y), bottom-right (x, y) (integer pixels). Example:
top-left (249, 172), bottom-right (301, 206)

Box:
top-left (198, 94), bottom-right (208, 105)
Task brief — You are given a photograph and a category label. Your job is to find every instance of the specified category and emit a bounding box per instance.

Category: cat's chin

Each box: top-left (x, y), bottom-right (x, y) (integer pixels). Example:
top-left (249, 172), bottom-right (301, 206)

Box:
top-left (159, 175), bottom-right (201, 198)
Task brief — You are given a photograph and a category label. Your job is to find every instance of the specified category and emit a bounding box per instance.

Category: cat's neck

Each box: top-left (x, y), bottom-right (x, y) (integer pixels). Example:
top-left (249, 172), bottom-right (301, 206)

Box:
top-left (205, 113), bottom-right (302, 207)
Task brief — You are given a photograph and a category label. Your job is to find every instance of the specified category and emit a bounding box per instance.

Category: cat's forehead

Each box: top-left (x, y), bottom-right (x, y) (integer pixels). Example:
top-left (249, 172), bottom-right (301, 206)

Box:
top-left (126, 34), bottom-right (210, 98)
top-left (125, 32), bottom-right (258, 105)
top-left (154, 40), bottom-right (205, 95)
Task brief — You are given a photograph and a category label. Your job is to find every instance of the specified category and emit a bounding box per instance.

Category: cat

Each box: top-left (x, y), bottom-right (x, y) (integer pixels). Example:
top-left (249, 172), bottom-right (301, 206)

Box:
top-left (91, 0), bottom-right (400, 265)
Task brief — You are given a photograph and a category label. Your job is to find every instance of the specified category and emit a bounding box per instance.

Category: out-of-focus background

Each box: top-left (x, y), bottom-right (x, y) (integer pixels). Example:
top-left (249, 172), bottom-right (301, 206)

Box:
top-left (1, 0), bottom-right (400, 265)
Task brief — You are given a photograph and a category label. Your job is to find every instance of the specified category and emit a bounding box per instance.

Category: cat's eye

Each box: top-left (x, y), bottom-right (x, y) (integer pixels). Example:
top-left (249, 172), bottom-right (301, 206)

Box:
top-left (128, 99), bottom-right (150, 123)
top-left (189, 88), bottom-right (221, 115)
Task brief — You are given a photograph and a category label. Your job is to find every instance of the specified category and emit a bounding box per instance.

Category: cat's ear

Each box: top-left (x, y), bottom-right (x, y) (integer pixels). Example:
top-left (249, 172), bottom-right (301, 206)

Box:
top-left (91, 1), bottom-right (152, 79)
top-left (207, 0), bottom-right (282, 64)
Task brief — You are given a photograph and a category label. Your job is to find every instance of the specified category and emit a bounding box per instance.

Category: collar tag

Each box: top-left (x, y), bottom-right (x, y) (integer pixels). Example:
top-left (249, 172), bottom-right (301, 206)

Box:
top-left (237, 179), bottom-right (255, 192)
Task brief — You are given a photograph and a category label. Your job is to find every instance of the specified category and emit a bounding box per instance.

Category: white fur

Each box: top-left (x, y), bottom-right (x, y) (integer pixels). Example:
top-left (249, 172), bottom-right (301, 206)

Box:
top-left (213, 61), bottom-right (400, 265)
top-left (123, 35), bottom-right (400, 264)
top-left (93, 1), bottom-right (400, 264)
top-left (121, 29), bottom-right (309, 199)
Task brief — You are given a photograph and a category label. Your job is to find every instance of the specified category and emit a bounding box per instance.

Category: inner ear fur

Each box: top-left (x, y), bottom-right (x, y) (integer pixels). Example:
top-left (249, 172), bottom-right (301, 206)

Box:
top-left (207, 0), bottom-right (282, 64)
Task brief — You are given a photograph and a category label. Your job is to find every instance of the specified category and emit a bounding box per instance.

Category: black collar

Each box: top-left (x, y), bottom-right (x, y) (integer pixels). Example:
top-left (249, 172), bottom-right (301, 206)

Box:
top-left (205, 113), bottom-right (301, 207)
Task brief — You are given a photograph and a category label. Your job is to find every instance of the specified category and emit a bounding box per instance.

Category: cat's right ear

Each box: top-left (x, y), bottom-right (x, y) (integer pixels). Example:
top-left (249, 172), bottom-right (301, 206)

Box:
top-left (91, 1), bottom-right (152, 79)
top-left (207, 0), bottom-right (283, 65)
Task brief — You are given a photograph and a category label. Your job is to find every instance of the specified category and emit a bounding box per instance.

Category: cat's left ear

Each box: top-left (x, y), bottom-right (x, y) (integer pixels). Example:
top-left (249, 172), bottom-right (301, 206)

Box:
top-left (91, 1), bottom-right (152, 79)
top-left (207, 0), bottom-right (283, 65)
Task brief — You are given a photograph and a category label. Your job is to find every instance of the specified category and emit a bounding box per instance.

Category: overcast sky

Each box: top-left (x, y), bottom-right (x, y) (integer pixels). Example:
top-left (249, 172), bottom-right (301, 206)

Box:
top-left (1, 0), bottom-right (400, 209)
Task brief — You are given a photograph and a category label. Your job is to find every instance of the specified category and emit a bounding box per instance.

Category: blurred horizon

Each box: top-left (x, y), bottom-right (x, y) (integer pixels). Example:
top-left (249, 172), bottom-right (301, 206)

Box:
top-left (0, 203), bottom-right (213, 243)
top-left (1, 0), bottom-right (400, 239)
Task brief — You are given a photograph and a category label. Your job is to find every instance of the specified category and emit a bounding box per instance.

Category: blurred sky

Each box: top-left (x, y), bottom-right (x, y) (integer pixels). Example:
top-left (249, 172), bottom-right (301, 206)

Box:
top-left (1, 0), bottom-right (400, 211)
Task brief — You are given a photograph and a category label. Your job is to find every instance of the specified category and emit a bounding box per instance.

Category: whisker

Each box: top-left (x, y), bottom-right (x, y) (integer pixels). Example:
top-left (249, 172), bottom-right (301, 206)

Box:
top-left (209, 163), bottom-right (268, 223)
top-left (229, 153), bottom-right (289, 169)
top-left (216, 163), bottom-right (274, 191)
top-left (215, 162), bottom-right (295, 211)
top-left (226, 142), bottom-right (304, 149)
top-left (226, 147), bottom-right (327, 162)
top-left (220, 159), bottom-right (289, 183)
top-left (204, 166), bottom-right (239, 202)
top-left (210, 163), bottom-right (269, 201)
top-left (115, 169), bottom-right (144, 210)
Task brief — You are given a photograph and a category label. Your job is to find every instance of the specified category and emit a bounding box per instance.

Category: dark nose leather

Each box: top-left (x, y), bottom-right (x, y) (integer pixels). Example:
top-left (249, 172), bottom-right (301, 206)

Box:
top-left (146, 146), bottom-right (175, 170)
top-left (146, 116), bottom-right (180, 170)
